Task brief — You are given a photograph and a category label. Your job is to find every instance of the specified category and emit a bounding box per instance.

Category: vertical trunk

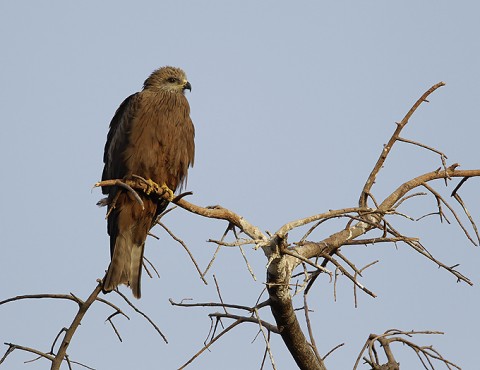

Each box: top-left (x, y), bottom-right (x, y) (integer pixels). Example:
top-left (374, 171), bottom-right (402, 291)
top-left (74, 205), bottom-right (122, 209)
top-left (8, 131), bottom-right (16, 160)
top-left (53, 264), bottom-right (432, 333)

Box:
top-left (267, 256), bottom-right (327, 370)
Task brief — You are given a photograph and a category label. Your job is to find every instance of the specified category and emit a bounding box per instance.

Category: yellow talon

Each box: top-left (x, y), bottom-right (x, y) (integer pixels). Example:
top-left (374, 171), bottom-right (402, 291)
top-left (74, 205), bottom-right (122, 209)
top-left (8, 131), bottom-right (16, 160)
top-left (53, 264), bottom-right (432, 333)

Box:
top-left (160, 183), bottom-right (174, 201)
top-left (134, 176), bottom-right (174, 200)
top-left (144, 179), bottom-right (160, 195)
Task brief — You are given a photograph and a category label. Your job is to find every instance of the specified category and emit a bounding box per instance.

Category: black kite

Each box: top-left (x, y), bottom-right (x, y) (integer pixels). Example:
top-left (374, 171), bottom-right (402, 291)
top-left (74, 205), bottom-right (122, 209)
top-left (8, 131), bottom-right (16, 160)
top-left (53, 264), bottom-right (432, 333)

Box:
top-left (101, 66), bottom-right (195, 298)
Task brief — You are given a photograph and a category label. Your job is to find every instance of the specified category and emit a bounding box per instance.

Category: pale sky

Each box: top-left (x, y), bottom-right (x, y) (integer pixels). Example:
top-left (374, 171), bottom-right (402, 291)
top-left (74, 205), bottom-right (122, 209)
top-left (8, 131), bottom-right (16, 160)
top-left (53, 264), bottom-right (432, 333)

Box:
top-left (1, 2), bottom-right (479, 369)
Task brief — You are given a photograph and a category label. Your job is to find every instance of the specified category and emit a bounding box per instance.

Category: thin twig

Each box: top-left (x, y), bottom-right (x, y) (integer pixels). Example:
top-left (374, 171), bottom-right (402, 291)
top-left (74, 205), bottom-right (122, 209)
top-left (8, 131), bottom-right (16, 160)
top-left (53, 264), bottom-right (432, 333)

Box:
top-left (155, 205), bottom-right (178, 224)
top-left (342, 236), bottom-right (419, 246)
top-left (259, 330), bottom-right (270, 370)
top-left (276, 207), bottom-right (372, 239)
top-left (169, 298), bottom-right (256, 312)
top-left (423, 183), bottom-right (475, 245)
top-left (353, 260), bottom-right (379, 308)
top-left (157, 221), bottom-right (208, 284)
top-left (49, 327), bottom-right (68, 359)
top-left (114, 289), bottom-right (168, 343)
top-left (238, 245), bottom-right (257, 280)
top-left (394, 192), bottom-right (427, 210)
top-left (386, 223), bottom-right (473, 285)
top-left (397, 137), bottom-right (448, 164)
top-left (50, 282), bottom-right (103, 370)
top-left (178, 320), bottom-right (242, 369)
top-left (322, 342), bottom-right (345, 361)
top-left (207, 238), bottom-right (256, 247)
top-left (142, 256), bottom-right (160, 279)
top-left (452, 192), bottom-right (480, 245)
top-left (213, 275), bottom-right (227, 314)
top-left (202, 224), bottom-right (233, 278)
top-left (451, 176), bottom-right (470, 197)
top-left (299, 219), bottom-right (326, 243)
top-left (321, 253), bottom-right (377, 298)
top-left (1, 343), bottom-right (54, 363)
top-left (209, 312), bottom-right (279, 334)
top-left (106, 315), bottom-right (123, 342)
top-left (336, 251), bottom-right (362, 276)
top-left (253, 308), bottom-right (277, 369)
top-left (282, 248), bottom-right (332, 277)
top-left (359, 81), bottom-right (446, 207)
top-left (303, 294), bottom-right (321, 362)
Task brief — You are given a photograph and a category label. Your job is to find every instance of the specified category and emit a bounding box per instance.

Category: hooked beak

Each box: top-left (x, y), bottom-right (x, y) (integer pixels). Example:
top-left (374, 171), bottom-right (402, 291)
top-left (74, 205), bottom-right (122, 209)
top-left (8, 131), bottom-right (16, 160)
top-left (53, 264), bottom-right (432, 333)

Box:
top-left (183, 81), bottom-right (192, 92)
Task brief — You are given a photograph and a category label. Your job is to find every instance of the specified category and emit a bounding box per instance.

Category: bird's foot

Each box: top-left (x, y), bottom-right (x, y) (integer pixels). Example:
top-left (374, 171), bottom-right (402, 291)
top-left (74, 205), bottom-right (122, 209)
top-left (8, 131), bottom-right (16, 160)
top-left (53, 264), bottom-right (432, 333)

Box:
top-left (160, 183), bottom-right (174, 201)
top-left (144, 178), bottom-right (160, 195)
top-left (130, 175), bottom-right (174, 200)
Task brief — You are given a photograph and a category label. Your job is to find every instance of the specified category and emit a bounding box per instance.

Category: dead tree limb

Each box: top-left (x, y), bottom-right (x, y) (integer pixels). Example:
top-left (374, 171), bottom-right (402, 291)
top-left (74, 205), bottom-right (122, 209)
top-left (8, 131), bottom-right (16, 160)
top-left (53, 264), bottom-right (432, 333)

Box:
top-left (5, 81), bottom-right (477, 370)
top-left (50, 282), bottom-right (103, 370)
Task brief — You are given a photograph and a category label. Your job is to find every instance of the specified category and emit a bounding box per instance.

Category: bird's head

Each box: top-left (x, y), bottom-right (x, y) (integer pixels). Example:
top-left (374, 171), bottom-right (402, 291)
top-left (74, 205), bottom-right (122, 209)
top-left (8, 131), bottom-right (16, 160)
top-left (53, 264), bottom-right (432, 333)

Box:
top-left (143, 66), bottom-right (191, 94)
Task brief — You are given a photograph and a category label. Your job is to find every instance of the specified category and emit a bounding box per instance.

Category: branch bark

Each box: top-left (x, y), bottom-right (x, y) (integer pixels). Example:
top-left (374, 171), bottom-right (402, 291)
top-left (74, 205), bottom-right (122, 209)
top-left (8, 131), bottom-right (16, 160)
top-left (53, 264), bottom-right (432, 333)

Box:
top-left (299, 167), bottom-right (480, 261)
top-left (50, 282), bottom-right (102, 370)
top-left (267, 250), bottom-right (327, 370)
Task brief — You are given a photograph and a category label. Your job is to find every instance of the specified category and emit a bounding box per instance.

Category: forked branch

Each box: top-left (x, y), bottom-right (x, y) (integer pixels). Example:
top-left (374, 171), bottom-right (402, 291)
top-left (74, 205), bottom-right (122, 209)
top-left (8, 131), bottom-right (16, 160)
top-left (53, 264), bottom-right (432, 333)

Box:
top-left (353, 330), bottom-right (461, 370)
top-left (359, 81), bottom-right (446, 208)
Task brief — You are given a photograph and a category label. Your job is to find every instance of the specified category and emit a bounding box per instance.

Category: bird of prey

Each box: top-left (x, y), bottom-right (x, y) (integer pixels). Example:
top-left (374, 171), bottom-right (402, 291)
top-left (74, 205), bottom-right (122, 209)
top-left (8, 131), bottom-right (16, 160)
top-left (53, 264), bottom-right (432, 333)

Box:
top-left (101, 66), bottom-right (195, 298)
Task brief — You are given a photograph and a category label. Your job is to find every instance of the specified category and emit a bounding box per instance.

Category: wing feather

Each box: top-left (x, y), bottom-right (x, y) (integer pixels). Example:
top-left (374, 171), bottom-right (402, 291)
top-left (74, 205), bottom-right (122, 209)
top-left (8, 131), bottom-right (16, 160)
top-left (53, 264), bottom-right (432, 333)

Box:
top-left (101, 93), bottom-right (140, 194)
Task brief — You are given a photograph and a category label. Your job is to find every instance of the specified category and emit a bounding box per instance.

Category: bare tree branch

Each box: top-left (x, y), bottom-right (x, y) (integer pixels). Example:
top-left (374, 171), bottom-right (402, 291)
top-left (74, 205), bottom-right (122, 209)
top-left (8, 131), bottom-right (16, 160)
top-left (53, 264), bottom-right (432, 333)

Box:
top-left (178, 319), bottom-right (243, 369)
top-left (114, 289), bottom-right (168, 344)
top-left (303, 294), bottom-right (321, 363)
top-left (170, 298), bottom-right (260, 312)
top-left (157, 221), bottom-right (208, 284)
top-left (397, 136), bottom-right (448, 168)
top-left (359, 81), bottom-right (446, 208)
top-left (50, 282), bottom-right (103, 370)
top-left (354, 330), bottom-right (461, 370)
top-left (423, 183), bottom-right (476, 245)
top-left (452, 191), bottom-right (480, 245)
top-left (253, 307), bottom-right (277, 369)
top-left (202, 223), bottom-right (237, 278)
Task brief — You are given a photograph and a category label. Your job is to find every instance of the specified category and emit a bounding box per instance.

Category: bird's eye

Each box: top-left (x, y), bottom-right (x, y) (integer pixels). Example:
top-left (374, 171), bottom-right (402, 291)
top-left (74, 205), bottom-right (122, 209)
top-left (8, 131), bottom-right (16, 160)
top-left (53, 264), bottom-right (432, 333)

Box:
top-left (167, 77), bottom-right (177, 83)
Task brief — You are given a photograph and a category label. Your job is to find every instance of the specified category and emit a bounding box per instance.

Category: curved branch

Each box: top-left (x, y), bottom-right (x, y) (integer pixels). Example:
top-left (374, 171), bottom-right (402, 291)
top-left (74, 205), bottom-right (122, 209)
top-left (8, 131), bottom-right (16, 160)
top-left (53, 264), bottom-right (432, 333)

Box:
top-left (50, 282), bottom-right (102, 370)
top-left (354, 330), bottom-right (461, 370)
top-left (275, 207), bottom-right (371, 239)
top-left (1, 343), bottom-right (54, 365)
top-left (380, 167), bottom-right (479, 210)
top-left (209, 312), bottom-right (279, 334)
top-left (179, 320), bottom-right (242, 369)
top-left (359, 81), bottom-right (446, 207)
top-left (301, 167), bottom-right (480, 262)
top-left (95, 179), bottom-right (267, 243)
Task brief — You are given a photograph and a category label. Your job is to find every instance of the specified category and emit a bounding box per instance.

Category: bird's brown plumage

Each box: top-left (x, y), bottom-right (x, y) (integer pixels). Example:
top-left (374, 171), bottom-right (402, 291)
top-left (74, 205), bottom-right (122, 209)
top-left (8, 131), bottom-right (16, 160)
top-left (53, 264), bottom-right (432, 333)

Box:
top-left (101, 66), bottom-right (195, 298)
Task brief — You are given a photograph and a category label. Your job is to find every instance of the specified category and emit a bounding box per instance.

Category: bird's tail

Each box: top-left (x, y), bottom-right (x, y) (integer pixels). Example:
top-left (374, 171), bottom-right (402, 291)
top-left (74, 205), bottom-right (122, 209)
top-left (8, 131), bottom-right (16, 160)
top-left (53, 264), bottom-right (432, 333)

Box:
top-left (103, 233), bottom-right (144, 299)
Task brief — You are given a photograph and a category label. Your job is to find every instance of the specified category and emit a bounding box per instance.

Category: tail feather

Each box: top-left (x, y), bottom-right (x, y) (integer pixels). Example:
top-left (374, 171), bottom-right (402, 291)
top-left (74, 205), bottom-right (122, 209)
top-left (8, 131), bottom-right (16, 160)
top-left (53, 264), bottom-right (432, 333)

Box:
top-left (103, 232), bottom-right (144, 299)
top-left (130, 241), bottom-right (144, 298)
top-left (103, 192), bottom-right (159, 299)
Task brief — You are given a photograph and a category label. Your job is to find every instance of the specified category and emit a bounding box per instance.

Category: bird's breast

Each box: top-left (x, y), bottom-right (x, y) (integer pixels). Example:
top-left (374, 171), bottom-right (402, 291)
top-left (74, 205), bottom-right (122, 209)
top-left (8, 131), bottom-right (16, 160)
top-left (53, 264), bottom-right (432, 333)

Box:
top-left (123, 95), bottom-right (193, 191)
